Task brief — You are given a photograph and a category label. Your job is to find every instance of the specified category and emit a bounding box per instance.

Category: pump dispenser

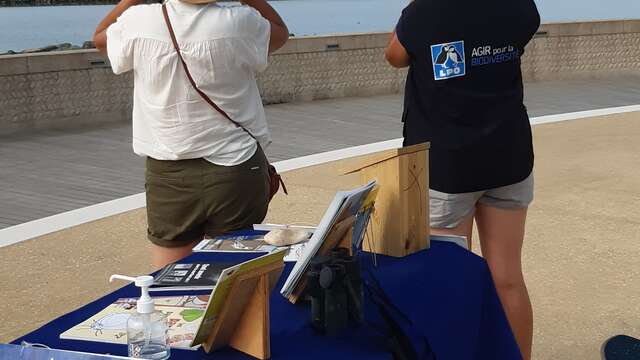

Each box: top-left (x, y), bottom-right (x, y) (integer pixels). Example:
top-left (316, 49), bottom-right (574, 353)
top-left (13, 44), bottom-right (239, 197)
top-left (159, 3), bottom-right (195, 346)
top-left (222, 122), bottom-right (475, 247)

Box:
top-left (110, 274), bottom-right (170, 360)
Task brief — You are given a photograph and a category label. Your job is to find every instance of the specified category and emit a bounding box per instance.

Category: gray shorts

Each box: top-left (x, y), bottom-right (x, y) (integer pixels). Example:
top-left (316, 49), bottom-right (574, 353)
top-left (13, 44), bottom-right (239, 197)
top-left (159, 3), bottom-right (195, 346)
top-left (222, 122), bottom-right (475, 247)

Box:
top-left (430, 172), bottom-right (534, 229)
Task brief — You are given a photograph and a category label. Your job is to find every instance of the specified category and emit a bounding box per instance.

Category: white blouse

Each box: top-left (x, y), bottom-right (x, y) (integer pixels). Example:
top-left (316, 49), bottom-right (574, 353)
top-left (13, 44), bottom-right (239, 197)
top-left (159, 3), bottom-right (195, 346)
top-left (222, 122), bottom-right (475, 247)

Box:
top-left (106, 0), bottom-right (271, 166)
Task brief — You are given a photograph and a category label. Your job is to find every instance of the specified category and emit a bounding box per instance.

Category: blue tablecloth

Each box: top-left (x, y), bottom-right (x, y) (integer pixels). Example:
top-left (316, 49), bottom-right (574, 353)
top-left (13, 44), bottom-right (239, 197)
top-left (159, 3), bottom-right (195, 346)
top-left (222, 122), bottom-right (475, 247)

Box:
top-left (12, 239), bottom-right (521, 360)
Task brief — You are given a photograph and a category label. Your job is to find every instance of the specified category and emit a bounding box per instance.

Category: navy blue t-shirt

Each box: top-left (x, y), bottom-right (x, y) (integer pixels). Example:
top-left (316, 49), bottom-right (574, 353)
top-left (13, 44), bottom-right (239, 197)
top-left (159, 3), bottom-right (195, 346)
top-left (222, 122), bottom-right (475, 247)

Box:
top-left (396, 0), bottom-right (540, 193)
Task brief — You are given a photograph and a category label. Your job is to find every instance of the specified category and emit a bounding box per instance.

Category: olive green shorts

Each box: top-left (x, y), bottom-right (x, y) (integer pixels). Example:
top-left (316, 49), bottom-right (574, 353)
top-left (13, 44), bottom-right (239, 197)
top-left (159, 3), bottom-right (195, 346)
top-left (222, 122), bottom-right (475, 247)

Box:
top-left (145, 147), bottom-right (270, 248)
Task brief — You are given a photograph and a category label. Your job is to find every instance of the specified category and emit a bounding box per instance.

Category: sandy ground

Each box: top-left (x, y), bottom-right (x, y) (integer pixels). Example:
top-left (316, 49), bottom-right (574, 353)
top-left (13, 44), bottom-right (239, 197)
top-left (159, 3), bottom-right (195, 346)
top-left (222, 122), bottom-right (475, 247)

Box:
top-left (1, 112), bottom-right (639, 359)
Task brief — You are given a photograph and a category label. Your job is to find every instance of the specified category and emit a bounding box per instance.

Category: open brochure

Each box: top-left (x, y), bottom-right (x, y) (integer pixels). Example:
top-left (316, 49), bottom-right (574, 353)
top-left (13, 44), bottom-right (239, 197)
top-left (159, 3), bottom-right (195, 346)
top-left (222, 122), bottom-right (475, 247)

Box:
top-left (193, 234), bottom-right (310, 263)
top-left (61, 251), bottom-right (286, 350)
top-left (192, 234), bottom-right (277, 253)
top-left (60, 295), bottom-right (209, 350)
top-left (280, 181), bottom-right (377, 298)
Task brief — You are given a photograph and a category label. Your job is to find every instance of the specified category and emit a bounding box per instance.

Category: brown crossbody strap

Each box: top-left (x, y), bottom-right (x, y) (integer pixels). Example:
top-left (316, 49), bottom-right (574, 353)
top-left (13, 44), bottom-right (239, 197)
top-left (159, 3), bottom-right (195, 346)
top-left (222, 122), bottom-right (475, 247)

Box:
top-left (161, 3), bottom-right (257, 142)
top-left (161, 3), bottom-right (287, 197)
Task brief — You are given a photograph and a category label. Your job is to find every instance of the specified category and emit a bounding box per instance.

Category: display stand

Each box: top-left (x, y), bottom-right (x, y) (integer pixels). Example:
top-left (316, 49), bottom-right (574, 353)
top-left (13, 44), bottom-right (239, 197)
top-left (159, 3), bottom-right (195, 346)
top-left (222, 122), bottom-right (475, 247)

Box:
top-left (287, 216), bottom-right (355, 304)
top-left (203, 261), bottom-right (284, 359)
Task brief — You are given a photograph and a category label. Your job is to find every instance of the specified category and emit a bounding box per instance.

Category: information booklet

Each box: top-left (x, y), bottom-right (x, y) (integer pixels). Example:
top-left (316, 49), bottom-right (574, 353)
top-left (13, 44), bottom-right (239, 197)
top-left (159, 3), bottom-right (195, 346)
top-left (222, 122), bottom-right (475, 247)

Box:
top-left (60, 295), bottom-right (210, 350)
top-left (150, 262), bottom-right (235, 292)
top-left (280, 181), bottom-right (377, 298)
top-left (61, 251), bottom-right (287, 351)
top-left (193, 234), bottom-right (310, 263)
top-left (352, 187), bottom-right (378, 251)
top-left (282, 243), bottom-right (308, 263)
top-left (192, 234), bottom-right (277, 253)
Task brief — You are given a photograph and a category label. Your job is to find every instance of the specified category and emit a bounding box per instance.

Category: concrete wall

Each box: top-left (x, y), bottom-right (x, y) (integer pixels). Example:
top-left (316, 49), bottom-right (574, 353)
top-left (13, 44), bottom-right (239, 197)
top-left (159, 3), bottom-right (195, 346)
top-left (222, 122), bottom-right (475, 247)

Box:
top-left (1, 20), bottom-right (639, 136)
top-left (522, 21), bottom-right (640, 81)
top-left (258, 32), bottom-right (406, 104)
top-left (0, 52), bottom-right (131, 133)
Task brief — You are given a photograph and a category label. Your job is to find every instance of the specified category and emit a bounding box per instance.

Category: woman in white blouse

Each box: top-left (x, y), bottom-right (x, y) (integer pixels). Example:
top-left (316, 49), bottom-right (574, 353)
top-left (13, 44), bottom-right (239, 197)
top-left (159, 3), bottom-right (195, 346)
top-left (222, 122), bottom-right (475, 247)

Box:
top-left (93, 0), bottom-right (289, 268)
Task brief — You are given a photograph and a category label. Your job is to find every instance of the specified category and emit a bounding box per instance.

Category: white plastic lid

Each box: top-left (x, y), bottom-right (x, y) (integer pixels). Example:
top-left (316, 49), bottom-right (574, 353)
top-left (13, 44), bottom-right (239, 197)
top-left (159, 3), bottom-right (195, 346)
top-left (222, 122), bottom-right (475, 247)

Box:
top-left (110, 274), bottom-right (155, 314)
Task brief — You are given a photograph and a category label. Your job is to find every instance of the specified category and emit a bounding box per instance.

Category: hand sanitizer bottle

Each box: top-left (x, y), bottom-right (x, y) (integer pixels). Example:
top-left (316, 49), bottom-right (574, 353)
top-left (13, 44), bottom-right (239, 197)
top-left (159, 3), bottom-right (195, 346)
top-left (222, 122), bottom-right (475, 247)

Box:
top-left (110, 274), bottom-right (170, 360)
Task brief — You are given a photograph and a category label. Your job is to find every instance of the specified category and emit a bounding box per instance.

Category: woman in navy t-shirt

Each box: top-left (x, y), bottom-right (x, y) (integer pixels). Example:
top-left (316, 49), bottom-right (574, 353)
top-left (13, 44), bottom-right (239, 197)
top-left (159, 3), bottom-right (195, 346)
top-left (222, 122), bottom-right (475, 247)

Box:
top-left (385, 0), bottom-right (540, 358)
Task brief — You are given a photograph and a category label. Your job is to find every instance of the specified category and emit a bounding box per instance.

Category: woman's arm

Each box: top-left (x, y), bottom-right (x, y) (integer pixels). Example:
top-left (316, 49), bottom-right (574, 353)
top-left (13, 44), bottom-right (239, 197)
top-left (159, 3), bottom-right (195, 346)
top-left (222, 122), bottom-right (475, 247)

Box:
top-left (385, 30), bottom-right (410, 68)
top-left (240, 0), bottom-right (289, 53)
top-left (93, 0), bottom-right (143, 54)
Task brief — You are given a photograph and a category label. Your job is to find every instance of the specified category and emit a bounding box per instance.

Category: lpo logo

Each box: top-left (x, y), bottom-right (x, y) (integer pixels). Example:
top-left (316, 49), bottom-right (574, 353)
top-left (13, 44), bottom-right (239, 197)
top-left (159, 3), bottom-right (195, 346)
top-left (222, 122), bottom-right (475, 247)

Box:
top-left (430, 40), bottom-right (466, 81)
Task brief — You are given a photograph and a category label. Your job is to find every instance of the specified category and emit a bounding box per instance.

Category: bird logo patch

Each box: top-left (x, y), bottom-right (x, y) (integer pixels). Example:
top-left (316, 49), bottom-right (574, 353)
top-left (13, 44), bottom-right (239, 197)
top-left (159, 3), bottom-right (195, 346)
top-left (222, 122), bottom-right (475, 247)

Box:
top-left (430, 40), bottom-right (466, 80)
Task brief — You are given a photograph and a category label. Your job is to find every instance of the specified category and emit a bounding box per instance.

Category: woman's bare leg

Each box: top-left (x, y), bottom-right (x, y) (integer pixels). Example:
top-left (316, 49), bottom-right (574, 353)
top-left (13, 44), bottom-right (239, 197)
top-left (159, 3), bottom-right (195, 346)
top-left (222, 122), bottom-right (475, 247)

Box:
top-left (475, 204), bottom-right (533, 360)
top-left (150, 240), bottom-right (200, 269)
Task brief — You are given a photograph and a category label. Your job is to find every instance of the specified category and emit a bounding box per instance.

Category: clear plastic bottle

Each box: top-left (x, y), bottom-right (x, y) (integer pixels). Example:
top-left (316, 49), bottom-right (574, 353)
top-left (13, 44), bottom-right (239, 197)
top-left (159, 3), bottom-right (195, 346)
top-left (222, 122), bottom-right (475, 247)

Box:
top-left (110, 274), bottom-right (170, 360)
top-left (127, 311), bottom-right (170, 360)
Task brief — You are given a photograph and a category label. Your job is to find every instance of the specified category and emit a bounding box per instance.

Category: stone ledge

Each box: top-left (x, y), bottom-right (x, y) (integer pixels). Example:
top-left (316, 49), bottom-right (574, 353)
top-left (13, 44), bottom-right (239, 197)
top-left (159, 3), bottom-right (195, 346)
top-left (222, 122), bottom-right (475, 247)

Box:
top-left (0, 49), bottom-right (108, 75)
top-left (2, 21), bottom-right (640, 136)
top-left (274, 32), bottom-right (390, 55)
top-left (0, 56), bottom-right (28, 76)
top-left (4, 19), bottom-right (638, 75)
top-left (540, 19), bottom-right (640, 37)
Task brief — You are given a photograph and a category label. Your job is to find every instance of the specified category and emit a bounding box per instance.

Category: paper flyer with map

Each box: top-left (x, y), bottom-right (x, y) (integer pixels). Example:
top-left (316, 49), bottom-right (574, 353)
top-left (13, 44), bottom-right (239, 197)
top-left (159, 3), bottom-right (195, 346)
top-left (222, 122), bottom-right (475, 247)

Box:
top-left (60, 295), bottom-right (210, 350)
top-left (62, 251), bottom-right (286, 350)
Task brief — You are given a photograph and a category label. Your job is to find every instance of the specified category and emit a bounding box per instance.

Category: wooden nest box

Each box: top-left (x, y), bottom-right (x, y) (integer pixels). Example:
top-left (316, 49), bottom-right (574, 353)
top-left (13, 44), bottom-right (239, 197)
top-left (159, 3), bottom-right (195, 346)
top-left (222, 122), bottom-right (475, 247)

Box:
top-left (344, 143), bottom-right (430, 257)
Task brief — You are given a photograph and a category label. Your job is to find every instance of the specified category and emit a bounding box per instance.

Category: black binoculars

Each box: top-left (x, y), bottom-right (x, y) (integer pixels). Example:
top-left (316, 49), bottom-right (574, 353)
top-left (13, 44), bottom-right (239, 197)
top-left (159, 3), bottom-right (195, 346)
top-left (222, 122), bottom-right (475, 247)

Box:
top-left (306, 248), bottom-right (364, 336)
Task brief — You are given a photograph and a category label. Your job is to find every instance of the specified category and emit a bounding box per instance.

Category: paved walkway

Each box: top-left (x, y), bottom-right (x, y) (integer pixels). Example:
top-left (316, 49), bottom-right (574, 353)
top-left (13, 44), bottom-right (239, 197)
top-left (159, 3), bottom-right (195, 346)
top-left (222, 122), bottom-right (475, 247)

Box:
top-left (1, 75), bottom-right (640, 228)
top-left (2, 110), bottom-right (639, 359)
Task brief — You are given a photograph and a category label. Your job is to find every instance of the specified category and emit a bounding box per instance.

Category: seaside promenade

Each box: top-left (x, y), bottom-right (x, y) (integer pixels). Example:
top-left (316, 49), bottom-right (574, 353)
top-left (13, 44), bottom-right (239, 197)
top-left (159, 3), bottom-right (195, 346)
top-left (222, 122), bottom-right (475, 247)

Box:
top-left (1, 23), bottom-right (640, 359)
top-left (2, 76), bottom-right (640, 230)
top-left (1, 76), bottom-right (640, 359)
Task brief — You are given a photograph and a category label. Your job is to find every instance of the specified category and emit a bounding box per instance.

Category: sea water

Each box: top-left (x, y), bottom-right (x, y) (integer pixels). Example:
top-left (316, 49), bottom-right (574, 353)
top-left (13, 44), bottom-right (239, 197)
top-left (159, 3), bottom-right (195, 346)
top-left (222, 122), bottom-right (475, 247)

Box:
top-left (1, 0), bottom-right (639, 52)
